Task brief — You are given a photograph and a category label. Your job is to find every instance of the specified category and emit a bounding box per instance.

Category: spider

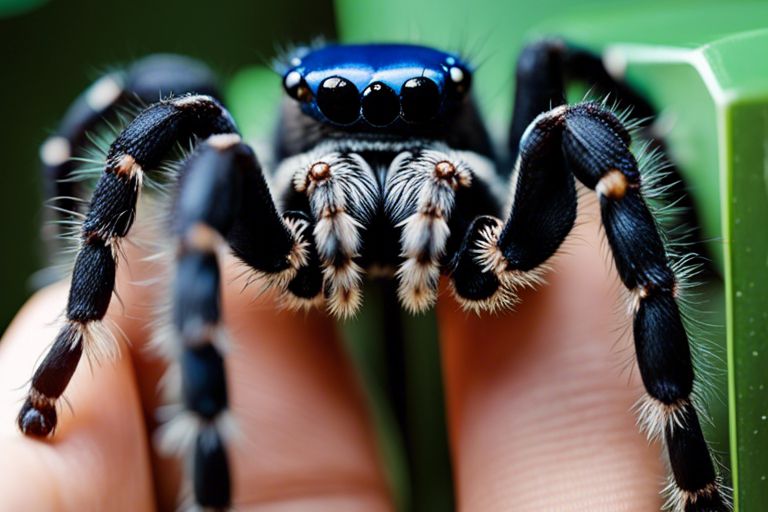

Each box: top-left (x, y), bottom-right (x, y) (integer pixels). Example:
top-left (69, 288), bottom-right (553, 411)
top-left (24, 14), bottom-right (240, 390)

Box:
top-left (18, 40), bottom-right (728, 511)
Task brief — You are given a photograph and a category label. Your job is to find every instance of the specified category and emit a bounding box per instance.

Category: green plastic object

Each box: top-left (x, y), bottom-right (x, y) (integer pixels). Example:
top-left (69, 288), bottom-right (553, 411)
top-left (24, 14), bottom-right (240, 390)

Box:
top-left (717, 32), bottom-right (768, 509)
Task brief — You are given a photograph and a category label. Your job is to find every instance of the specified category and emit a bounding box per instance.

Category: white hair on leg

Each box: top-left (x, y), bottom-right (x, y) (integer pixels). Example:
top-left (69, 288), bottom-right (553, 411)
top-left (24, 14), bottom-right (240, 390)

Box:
top-left (155, 406), bottom-right (238, 457)
top-left (76, 318), bottom-right (121, 366)
top-left (633, 394), bottom-right (690, 442)
top-left (662, 474), bottom-right (731, 512)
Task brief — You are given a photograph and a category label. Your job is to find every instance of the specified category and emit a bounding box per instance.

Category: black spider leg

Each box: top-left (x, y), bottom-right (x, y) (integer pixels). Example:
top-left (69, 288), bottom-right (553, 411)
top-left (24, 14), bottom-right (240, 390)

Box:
top-left (505, 41), bottom-right (727, 510)
top-left (453, 102), bottom-right (728, 510)
top-left (18, 95), bottom-right (237, 438)
top-left (169, 135), bottom-right (310, 510)
top-left (227, 141), bottom-right (324, 307)
top-left (507, 41), bottom-right (567, 166)
top-left (41, 55), bottom-right (220, 229)
top-left (508, 39), bottom-right (661, 160)
top-left (564, 43), bottom-right (713, 275)
top-left (509, 40), bottom-right (710, 270)
top-left (562, 106), bottom-right (728, 511)
top-left (447, 45), bottom-right (577, 309)
top-left (449, 103), bottom-right (576, 311)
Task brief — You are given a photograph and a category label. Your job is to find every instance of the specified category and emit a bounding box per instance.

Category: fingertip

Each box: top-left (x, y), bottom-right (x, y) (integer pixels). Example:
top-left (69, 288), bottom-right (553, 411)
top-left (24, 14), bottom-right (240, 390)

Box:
top-left (0, 283), bottom-right (155, 511)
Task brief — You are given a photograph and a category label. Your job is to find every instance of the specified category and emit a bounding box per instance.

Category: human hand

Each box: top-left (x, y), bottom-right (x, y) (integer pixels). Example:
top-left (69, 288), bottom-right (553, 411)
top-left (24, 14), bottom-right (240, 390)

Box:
top-left (0, 198), bottom-right (664, 511)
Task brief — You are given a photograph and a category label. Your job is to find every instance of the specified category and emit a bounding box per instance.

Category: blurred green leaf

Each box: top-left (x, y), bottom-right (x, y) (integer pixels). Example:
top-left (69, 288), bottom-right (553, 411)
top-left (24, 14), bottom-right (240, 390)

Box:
top-left (0, 0), bottom-right (47, 18)
top-left (225, 66), bottom-right (281, 143)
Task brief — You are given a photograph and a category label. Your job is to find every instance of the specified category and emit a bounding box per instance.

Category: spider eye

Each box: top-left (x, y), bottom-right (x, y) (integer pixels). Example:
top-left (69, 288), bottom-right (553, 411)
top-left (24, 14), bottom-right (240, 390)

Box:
top-left (317, 76), bottom-right (360, 125)
top-left (400, 77), bottom-right (440, 123)
top-left (283, 70), bottom-right (311, 102)
top-left (447, 65), bottom-right (471, 96)
top-left (361, 82), bottom-right (399, 127)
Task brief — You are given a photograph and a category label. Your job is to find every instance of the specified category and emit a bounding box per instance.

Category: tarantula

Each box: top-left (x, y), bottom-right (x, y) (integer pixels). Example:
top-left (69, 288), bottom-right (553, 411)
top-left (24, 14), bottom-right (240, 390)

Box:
top-left (19, 41), bottom-right (728, 511)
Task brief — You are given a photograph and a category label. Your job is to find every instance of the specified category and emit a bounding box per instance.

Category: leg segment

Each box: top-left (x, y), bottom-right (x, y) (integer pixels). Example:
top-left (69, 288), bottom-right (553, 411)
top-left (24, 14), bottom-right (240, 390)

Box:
top-left (19, 95), bottom-right (237, 437)
top-left (508, 40), bottom-right (567, 163)
top-left (165, 135), bottom-right (309, 509)
top-left (510, 39), bottom-right (710, 267)
top-left (450, 105), bottom-right (576, 310)
top-left (41, 55), bottom-right (220, 228)
top-left (173, 143), bottom-right (235, 509)
top-left (282, 211), bottom-right (325, 306)
top-left (562, 107), bottom-right (727, 511)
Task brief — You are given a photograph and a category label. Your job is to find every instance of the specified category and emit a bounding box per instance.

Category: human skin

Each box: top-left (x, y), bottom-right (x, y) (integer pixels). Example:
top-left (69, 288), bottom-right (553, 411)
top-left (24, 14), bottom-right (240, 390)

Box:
top-left (0, 197), bottom-right (664, 511)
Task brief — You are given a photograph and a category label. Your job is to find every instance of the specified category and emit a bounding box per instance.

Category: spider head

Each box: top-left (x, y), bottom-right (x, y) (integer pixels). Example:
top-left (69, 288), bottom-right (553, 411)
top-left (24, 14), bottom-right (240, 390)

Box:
top-left (281, 43), bottom-right (472, 130)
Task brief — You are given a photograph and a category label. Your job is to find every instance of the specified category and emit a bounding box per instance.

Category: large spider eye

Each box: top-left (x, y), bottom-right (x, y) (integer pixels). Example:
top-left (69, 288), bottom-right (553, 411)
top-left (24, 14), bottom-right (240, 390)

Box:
top-left (317, 76), bottom-right (360, 125)
top-left (447, 65), bottom-right (471, 96)
top-left (400, 77), bottom-right (440, 123)
top-left (361, 82), bottom-right (399, 127)
top-left (283, 70), bottom-right (311, 102)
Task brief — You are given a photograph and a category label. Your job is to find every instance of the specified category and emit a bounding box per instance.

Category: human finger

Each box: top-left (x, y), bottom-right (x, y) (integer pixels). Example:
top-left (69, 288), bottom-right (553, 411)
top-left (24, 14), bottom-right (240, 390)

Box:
top-left (111, 238), bottom-right (395, 511)
top-left (438, 198), bottom-right (665, 511)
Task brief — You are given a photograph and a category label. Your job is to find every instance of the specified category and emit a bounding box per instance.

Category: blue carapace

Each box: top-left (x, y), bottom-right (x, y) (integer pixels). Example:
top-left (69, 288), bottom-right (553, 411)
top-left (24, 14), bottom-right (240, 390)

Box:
top-left (282, 43), bottom-right (471, 127)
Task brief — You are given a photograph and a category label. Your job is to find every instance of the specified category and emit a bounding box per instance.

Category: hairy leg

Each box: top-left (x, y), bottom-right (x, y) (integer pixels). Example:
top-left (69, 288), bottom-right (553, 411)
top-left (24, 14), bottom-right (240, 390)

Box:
top-left (41, 55), bottom-right (220, 229)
